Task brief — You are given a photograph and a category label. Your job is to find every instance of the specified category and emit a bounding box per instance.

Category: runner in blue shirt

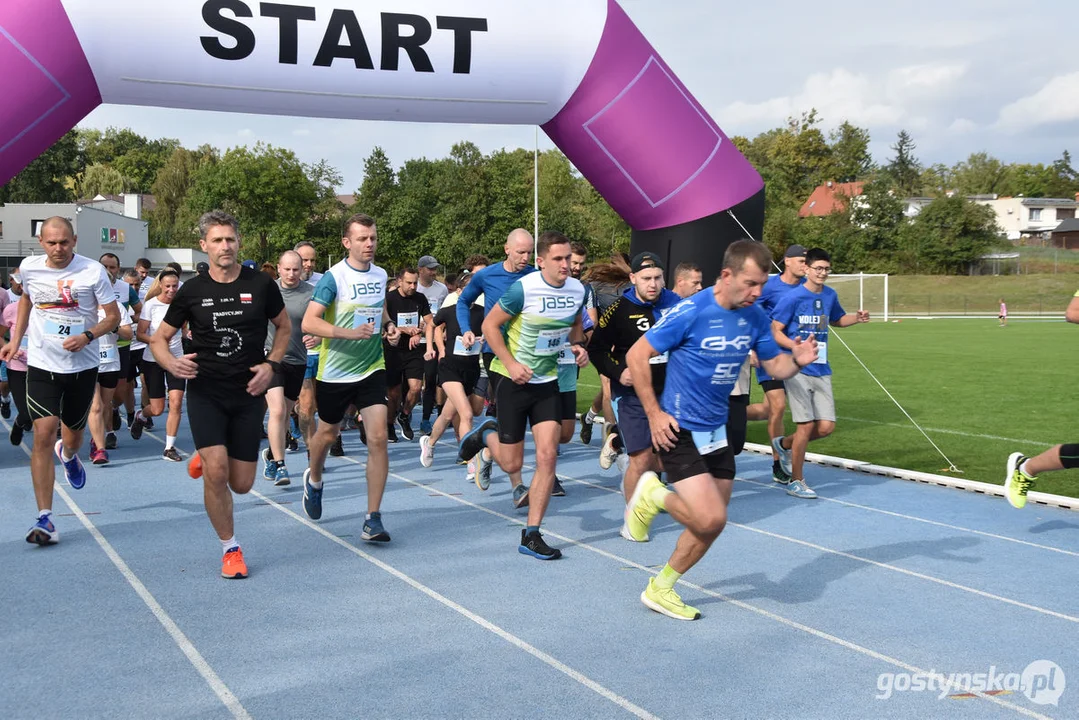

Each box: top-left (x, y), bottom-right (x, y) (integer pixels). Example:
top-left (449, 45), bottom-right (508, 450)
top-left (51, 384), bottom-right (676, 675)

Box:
top-left (454, 228), bottom-right (535, 504)
top-left (754, 244), bottom-right (806, 484)
top-left (623, 241), bottom-right (818, 620)
top-left (770, 248), bottom-right (869, 499)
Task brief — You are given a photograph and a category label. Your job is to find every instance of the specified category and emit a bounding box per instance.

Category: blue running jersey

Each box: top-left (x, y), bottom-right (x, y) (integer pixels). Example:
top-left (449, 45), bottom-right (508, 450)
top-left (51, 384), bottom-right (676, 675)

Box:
top-left (771, 285), bottom-right (846, 377)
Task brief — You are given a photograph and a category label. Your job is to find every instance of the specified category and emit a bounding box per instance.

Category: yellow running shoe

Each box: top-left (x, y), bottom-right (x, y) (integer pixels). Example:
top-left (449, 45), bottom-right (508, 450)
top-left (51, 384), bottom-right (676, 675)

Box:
top-left (641, 578), bottom-right (700, 620)
top-left (624, 471), bottom-right (664, 542)
top-left (1004, 452), bottom-right (1036, 509)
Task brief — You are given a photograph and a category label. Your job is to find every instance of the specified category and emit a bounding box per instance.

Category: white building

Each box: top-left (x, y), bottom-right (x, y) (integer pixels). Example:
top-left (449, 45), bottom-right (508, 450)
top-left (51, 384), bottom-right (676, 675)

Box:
top-left (978, 196), bottom-right (1079, 241)
top-left (0, 194), bottom-right (206, 283)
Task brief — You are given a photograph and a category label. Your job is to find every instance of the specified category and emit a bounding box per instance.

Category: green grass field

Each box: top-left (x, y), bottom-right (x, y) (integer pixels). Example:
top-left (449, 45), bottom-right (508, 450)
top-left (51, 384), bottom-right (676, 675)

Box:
top-left (575, 317), bottom-right (1079, 498)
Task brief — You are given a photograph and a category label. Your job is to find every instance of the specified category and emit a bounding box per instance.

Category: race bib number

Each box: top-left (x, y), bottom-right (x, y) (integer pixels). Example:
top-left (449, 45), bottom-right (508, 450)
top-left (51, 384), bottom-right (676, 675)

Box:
top-left (534, 328), bottom-right (570, 356)
top-left (649, 351), bottom-right (669, 365)
top-left (353, 307), bottom-right (382, 332)
top-left (453, 336), bottom-right (480, 357)
top-left (557, 344), bottom-right (576, 365)
top-left (691, 426), bottom-right (728, 456)
top-left (397, 311), bottom-right (419, 328)
top-left (20, 336), bottom-right (29, 350)
top-left (99, 343), bottom-right (118, 362)
top-left (43, 314), bottom-right (84, 340)
top-left (814, 341), bottom-right (828, 365)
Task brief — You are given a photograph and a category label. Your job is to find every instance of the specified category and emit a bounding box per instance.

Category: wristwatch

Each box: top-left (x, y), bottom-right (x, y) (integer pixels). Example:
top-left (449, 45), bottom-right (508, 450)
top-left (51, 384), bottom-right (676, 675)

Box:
top-left (265, 359), bottom-right (283, 374)
top-left (82, 330), bottom-right (94, 342)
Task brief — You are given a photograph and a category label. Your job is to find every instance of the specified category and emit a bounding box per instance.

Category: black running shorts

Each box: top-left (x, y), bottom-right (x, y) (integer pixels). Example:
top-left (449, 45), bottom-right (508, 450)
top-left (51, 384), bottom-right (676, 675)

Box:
top-left (26, 366), bottom-right (98, 430)
top-left (659, 428), bottom-right (736, 484)
top-left (495, 379), bottom-right (560, 444)
top-left (186, 379), bottom-right (264, 462)
top-left (316, 371), bottom-right (387, 425)
top-left (268, 361), bottom-right (306, 402)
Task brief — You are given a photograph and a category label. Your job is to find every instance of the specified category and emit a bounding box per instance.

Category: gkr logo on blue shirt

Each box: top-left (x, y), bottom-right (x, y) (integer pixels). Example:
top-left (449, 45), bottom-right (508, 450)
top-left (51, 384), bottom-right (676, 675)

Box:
top-left (644, 288), bottom-right (780, 432)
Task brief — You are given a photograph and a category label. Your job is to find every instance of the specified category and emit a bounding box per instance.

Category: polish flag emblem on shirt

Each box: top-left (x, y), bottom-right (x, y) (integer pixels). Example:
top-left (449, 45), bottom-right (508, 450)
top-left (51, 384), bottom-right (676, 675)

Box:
top-left (240, 293), bottom-right (252, 304)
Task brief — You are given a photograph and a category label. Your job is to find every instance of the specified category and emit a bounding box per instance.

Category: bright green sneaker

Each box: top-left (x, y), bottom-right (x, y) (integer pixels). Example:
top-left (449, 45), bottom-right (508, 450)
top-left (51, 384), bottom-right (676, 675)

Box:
top-left (624, 471), bottom-right (665, 542)
top-left (641, 578), bottom-right (700, 621)
top-left (1005, 452), bottom-right (1036, 509)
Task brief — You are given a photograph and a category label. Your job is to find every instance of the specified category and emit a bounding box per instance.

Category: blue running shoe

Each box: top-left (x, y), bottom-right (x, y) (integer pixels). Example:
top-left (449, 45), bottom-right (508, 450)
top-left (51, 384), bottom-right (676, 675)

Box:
top-left (361, 511), bottom-right (391, 542)
top-left (458, 418), bottom-right (497, 464)
top-left (419, 419), bottom-right (433, 435)
top-left (262, 447), bottom-right (276, 480)
top-left (26, 514), bottom-right (58, 545)
top-left (274, 463), bottom-right (291, 487)
top-left (772, 436), bottom-right (793, 477)
top-left (54, 440), bottom-right (86, 490)
top-left (518, 529), bottom-right (561, 560)
top-left (302, 468), bottom-right (323, 520)
top-left (786, 479), bottom-right (818, 499)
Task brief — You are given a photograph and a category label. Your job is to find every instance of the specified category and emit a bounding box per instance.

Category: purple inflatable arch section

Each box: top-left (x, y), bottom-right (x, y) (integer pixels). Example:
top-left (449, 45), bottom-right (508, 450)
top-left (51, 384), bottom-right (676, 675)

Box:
top-left (1, 0), bottom-right (763, 281)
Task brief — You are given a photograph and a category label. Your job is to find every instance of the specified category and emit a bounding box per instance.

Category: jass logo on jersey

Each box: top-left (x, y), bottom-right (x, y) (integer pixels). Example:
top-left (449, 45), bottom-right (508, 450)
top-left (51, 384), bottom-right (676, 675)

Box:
top-left (349, 281), bottom-right (382, 300)
top-left (541, 295), bottom-right (577, 312)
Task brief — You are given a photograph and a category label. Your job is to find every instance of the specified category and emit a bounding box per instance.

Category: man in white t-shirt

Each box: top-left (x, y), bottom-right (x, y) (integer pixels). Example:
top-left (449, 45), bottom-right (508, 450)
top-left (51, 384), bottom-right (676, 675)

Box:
top-left (0, 217), bottom-right (120, 545)
top-left (416, 255), bottom-right (448, 435)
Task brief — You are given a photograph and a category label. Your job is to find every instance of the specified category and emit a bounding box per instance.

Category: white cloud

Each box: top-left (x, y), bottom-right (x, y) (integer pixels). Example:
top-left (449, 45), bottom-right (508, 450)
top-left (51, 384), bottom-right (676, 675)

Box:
top-left (949, 118), bottom-right (978, 133)
top-left (720, 63), bottom-right (966, 132)
top-left (996, 71), bottom-right (1079, 131)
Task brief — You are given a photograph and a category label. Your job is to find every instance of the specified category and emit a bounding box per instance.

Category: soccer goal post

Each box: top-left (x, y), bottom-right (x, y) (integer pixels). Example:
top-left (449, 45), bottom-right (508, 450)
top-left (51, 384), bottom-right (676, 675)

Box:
top-left (828, 273), bottom-right (889, 322)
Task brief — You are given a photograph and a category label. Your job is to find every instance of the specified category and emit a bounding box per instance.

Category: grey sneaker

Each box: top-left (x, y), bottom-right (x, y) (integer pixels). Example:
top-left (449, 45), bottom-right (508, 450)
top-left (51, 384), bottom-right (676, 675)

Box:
top-left (512, 484), bottom-right (530, 508)
top-left (162, 447), bottom-right (183, 462)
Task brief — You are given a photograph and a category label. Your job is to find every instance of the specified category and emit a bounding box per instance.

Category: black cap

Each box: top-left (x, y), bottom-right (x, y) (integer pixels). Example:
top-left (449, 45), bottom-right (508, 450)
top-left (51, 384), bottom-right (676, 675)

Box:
top-left (784, 244), bottom-right (807, 259)
top-left (196, 262), bottom-right (209, 275)
top-left (630, 251), bottom-right (664, 273)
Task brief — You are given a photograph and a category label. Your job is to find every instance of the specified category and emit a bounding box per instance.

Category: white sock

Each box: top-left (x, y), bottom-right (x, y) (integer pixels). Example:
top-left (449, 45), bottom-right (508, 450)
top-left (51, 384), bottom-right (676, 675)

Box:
top-left (1019, 460), bottom-right (1035, 478)
top-left (61, 446), bottom-right (74, 462)
top-left (308, 477), bottom-right (323, 489)
top-left (584, 408), bottom-right (596, 423)
top-left (39, 509), bottom-right (52, 519)
top-left (1, 392), bottom-right (10, 402)
top-left (221, 536), bottom-right (239, 554)
top-left (165, 435), bottom-right (176, 449)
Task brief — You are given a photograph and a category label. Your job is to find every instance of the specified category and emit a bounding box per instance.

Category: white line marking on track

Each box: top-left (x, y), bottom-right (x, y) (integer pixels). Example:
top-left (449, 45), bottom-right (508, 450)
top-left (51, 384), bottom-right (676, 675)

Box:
top-left (3, 420), bottom-right (250, 720)
top-left (736, 474), bottom-right (1079, 558)
top-left (335, 455), bottom-right (1051, 720)
top-left (250, 488), bottom-right (660, 720)
top-left (541, 462), bottom-right (1079, 623)
top-left (836, 415), bottom-right (1055, 447)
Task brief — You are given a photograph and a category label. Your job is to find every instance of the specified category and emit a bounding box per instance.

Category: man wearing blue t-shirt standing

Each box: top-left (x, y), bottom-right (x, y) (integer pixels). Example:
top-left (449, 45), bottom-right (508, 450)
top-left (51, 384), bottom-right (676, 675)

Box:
top-left (770, 248), bottom-right (869, 499)
top-left (623, 241), bottom-right (818, 620)
top-left (455, 228), bottom-right (535, 504)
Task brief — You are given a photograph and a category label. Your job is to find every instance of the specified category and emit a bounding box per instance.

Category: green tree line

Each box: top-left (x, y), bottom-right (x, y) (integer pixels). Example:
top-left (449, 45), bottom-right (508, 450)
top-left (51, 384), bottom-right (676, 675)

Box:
top-left (2, 119), bottom-right (1076, 275)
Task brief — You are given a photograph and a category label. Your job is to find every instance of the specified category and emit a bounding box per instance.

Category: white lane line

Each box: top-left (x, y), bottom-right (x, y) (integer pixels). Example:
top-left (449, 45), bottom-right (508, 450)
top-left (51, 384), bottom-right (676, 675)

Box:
top-left (736, 474), bottom-right (1079, 558)
top-left (3, 419), bottom-right (250, 720)
top-left (836, 415), bottom-right (1054, 447)
top-left (250, 488), bottom-right (659, 720)
top-left (335, 457), bottom-right (1048, 720)
top-left (540, 462), bottom-right (1079, 624)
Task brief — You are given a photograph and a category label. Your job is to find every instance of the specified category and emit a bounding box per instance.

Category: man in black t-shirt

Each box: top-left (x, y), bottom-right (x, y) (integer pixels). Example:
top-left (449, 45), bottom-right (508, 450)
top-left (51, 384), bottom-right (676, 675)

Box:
top-left (151, 210), bottom-right (289, 580)
top-left (383, 266), bottom-right (433, 441)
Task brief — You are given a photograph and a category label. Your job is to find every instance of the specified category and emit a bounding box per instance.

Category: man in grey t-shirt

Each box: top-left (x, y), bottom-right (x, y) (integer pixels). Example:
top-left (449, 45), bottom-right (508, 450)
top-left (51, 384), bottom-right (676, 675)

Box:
top-left (416, 254), bottom-right (449, 434)
top-left (262, 251), bottom-right (315, 485)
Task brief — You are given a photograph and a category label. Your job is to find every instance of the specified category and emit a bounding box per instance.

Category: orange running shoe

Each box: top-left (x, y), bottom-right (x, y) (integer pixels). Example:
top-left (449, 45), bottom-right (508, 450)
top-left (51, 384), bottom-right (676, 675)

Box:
top-left (221, 547), bottom-right (248, 579)
top-left (188, 452), bottom-right (203, 479)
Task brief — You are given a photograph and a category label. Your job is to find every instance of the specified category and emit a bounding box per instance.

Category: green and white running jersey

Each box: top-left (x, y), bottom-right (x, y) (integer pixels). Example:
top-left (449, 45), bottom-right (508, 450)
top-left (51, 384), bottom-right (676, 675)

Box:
top-left (311, 259), bottom-right (388, 383)
top-left (491, 273), bottom-right (585, 385)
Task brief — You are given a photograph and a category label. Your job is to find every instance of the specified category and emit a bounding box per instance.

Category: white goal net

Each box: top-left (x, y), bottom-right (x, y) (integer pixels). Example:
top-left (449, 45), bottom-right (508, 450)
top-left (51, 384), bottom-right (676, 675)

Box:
top-left (827, 273), bottom-right (889, 321)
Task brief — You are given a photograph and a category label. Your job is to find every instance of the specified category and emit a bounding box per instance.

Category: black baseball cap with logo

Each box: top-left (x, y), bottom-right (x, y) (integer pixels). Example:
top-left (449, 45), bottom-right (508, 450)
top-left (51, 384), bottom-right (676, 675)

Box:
top-left (630, 252), bottom-right (664, 273)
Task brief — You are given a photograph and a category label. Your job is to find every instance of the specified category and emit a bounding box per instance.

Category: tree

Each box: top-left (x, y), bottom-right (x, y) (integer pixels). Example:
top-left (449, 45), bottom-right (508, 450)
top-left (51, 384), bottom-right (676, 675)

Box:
top-left (829, 121), bottom-right (874, 182)
top-left (951, 152), bottom-right (1009, 195)
top-left (906, 196), bottom-right (1000, 274)
top-left (884, 130), bottom-right (921, 197)
top-left (848, 179), bottom-right (906, 272)
top-left (77, 127), bottom-right (180, 193)
top-left (184, 143), bottom-right (318, 260)
top-left (0, 130), bottom-right (83, 203)
top-left (78, 163), bottom-right (133, 198)
top-left (148, 147), bottom-right (218, 246)
top-left (1045, 150), bottom-right (1079, 198)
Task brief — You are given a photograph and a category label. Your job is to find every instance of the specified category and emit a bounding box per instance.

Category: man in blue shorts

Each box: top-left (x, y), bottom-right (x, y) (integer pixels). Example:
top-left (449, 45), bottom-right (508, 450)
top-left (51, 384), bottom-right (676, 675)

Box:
top-left (623, 240), bottom-right (818, 620)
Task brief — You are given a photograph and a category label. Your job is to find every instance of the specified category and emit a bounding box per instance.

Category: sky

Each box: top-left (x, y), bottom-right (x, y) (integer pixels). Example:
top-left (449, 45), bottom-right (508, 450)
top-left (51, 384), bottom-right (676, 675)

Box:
top-left (77, 0), bottom-right (1079, 193)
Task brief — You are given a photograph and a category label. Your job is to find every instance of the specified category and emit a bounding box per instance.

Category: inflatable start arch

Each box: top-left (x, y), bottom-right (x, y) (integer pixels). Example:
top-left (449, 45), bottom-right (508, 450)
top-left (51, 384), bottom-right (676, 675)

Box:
top-left (1, 0), bottom-right (764, 281)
